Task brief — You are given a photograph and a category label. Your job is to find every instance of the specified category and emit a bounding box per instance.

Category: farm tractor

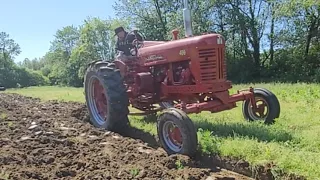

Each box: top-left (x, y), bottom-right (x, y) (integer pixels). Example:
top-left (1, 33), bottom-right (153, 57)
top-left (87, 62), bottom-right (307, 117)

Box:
top-left (84, 1), bottom-right (280, 157)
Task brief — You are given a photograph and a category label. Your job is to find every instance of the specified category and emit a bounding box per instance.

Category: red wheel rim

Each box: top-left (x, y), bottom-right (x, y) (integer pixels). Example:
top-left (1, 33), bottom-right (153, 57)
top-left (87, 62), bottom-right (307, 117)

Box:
top-left (93, 78), bottom-right (108, 118)
top-left (169, 127), bottom-right (182, 144)
top-left (248, 97), bottom-right (269, 120)
top-left (87, 76), bottom-right (108, 125)
top-left (162, 121), bottom-right (183, 152)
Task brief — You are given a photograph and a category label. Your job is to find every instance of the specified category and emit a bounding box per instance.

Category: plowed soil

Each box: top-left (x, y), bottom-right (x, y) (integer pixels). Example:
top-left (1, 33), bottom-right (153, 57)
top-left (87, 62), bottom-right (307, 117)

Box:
top-left (0, 93), bottom-right (255, 180)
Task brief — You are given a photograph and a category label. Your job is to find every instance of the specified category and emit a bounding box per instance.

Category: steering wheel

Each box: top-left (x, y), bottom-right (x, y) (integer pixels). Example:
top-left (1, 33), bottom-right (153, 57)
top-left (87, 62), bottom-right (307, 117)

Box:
top-left (124, 30), bottom-right (145, 56)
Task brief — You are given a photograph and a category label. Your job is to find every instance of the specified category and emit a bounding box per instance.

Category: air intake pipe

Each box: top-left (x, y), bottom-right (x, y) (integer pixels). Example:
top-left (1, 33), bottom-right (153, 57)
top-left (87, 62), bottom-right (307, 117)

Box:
top-left (183, 0), bottom-right (193, 37)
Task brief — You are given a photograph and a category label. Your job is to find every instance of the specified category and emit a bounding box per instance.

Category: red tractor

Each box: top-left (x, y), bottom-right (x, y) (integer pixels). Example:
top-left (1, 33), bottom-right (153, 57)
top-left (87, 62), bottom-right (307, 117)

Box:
top-left (84, 2), bottom-right (280, 157)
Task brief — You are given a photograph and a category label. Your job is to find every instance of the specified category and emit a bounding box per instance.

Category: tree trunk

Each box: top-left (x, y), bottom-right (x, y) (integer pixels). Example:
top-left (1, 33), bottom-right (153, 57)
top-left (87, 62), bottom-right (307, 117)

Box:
top-left (253, 40), bottom-right (260, 68)
top-left (269, 2), bottom-right (275, 65)
top-left (305, 19), bottom-right (316, 60)
top-left (154, 0), bottom-right (167, 40)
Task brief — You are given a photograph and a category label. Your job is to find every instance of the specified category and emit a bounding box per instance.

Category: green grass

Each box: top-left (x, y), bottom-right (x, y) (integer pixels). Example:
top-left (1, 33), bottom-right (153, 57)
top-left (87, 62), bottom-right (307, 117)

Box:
top-left (5, 86), bottom-right (85, 102)
top-left (3, 83), bottom-right (320, 179)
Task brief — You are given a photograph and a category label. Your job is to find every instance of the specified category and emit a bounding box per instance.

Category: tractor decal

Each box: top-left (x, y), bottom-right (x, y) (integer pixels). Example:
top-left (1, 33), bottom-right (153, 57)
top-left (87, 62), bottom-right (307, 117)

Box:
top-left (145, 54), bottom-right (164, 62)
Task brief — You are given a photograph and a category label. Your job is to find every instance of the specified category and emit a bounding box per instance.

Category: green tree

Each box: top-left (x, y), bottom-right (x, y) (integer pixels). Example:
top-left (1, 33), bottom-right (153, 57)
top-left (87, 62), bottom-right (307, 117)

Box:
top-left (0, 32), bottom-right (21, 69)
top-left (113, 0), bottom-right (216, 40)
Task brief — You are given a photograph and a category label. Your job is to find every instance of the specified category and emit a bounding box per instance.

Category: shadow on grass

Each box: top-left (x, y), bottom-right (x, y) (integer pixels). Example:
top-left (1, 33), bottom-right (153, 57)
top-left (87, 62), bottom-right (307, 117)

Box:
top-left (136, 112), bottom-right (293, 143)
top-left (194, 120), bottom-right (293, 143)
top-left (120, 125), bottom-right (160, 149)
top-left (139, 114), bottom-right (158, 123)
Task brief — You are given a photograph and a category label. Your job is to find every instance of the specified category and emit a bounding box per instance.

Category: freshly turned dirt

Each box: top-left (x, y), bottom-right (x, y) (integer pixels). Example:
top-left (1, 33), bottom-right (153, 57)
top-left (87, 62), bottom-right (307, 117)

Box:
top-left (0, 93), bottom-right (253, 180)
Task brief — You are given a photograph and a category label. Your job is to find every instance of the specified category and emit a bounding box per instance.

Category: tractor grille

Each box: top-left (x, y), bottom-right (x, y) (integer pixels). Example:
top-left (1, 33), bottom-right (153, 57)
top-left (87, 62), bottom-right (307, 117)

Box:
top-left (217, 47), bottom-right (227, 79)
top-left (198, 48), bottom-right (226, 82)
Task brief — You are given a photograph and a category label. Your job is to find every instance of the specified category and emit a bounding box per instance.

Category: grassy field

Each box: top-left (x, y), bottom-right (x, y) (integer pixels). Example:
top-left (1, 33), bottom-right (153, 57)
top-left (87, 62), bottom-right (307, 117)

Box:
top-left (4, 83), bottom-right (320, 179)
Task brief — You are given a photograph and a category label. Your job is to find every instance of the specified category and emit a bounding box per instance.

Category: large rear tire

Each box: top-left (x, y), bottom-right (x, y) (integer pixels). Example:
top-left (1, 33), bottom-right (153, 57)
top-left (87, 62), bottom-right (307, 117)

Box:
top-left (157, 108), bottom-right (198, 157)
top-left (84, 61), bottom-right (130, 133)
top-left (242, 88), bottom-right (280, 124)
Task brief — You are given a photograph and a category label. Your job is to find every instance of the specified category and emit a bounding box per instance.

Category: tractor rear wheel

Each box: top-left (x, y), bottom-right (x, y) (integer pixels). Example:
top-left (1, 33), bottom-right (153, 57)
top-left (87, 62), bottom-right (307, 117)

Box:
top-left (84, 61), bottom-right (129, 133)
top-left (242, 88), bottom-right (280, 124)
top-left (157, 108), bottom-right (198, 157)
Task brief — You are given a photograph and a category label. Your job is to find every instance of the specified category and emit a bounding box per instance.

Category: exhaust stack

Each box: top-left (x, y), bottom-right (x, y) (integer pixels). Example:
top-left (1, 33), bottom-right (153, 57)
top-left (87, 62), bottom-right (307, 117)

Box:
top-left (183, 0), bottom-right (193, 37)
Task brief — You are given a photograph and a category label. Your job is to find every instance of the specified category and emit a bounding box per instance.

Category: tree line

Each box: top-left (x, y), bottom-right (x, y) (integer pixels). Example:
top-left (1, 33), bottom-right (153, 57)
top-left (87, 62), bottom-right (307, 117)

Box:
top-left (1, 0), bottom-right (319, 88)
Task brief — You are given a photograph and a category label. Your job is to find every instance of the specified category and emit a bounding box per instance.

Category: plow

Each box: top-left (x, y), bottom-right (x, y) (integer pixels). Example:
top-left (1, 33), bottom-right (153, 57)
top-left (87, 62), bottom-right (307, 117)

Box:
top-left (83, 0), bottom-right (280, 157)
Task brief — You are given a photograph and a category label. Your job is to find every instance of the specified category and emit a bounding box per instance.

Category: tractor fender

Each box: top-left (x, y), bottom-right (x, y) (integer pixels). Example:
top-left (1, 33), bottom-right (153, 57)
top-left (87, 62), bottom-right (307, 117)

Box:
top-left (114, 60), bottom-right (127, 78)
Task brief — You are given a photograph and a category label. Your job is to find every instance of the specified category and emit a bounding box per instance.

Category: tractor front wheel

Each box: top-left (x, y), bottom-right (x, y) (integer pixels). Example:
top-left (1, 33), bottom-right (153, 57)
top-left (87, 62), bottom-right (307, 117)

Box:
top-left (84, 61), bottom-right (129, 133)
top-left (157, 108), bottom-right (198, 157)
top-left (242, 88), bottom-right (280, 124)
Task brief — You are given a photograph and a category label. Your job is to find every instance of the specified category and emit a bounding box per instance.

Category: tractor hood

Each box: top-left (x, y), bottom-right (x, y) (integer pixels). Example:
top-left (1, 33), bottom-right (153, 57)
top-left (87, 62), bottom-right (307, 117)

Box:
top-left (142, 41), bottom-right (166, 47)
top-left (138, 33), bottom-right (225, 65)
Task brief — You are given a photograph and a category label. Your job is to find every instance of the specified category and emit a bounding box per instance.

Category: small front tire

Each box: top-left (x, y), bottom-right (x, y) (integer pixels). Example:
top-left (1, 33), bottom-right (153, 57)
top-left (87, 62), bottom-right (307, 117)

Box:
top-left (157, 108), bottom-right (198, 157)
top-left (159, 101), bottom-right (174, 109)
top-left (242, 88), bottom-right (280, 124)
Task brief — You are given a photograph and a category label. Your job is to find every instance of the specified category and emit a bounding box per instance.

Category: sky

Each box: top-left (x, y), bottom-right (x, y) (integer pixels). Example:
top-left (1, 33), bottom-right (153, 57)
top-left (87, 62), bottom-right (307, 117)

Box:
top-left (1, 0), bottom-right (117, 63)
